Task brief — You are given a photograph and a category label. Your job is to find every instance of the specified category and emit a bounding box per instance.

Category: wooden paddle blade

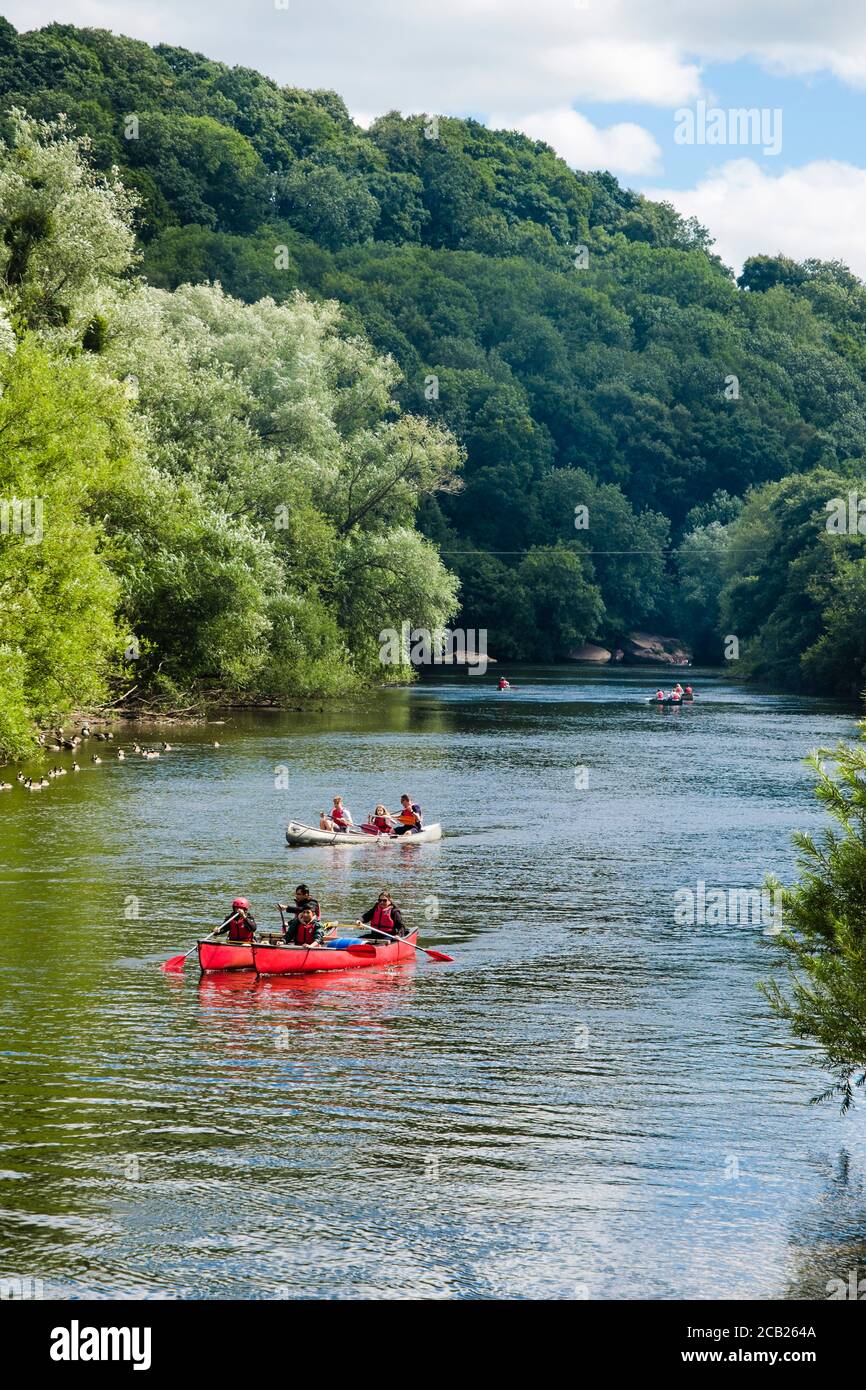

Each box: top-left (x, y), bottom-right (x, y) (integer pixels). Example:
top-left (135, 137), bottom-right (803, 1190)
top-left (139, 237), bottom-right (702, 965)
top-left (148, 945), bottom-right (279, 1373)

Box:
top-left (161, 954), bottom-right (188, 971)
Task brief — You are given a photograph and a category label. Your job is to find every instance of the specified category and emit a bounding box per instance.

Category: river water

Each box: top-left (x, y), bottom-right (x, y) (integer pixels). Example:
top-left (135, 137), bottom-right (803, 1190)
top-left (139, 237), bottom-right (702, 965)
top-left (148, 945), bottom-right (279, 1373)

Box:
top-left (1, 666), bottom-right (865, 1301)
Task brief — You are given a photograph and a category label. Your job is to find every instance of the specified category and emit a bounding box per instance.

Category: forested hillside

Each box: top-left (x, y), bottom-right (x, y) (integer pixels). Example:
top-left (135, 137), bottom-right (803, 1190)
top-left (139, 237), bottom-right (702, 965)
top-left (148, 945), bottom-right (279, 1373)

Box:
top-left (2, 18), bottom-right (866, 753)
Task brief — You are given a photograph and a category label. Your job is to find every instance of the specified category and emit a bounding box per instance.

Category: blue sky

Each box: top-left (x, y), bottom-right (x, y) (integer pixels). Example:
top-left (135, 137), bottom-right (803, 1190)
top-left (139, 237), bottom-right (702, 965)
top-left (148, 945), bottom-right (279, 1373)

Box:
top-left (5, 1), bottom-right (866, 273)
top-left (588, 63), bottom-right (861, 184)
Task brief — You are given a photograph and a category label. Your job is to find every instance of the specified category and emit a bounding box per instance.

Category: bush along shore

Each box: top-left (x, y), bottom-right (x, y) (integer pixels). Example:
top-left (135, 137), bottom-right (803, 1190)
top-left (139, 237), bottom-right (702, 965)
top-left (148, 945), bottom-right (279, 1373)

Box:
top-left (0, 111), bottom-right (461, 760)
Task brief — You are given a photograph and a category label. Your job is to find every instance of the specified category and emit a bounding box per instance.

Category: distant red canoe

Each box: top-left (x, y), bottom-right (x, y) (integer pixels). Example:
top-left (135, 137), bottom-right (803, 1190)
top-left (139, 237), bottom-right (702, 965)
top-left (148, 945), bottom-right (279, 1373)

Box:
top-left (252, 931), bottom-right (418, 976)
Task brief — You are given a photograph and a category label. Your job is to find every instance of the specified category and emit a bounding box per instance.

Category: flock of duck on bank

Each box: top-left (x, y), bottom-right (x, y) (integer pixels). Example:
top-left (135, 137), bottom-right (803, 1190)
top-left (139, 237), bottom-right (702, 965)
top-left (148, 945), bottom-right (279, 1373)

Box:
top-left (0, 723), bottom-right (222, 793)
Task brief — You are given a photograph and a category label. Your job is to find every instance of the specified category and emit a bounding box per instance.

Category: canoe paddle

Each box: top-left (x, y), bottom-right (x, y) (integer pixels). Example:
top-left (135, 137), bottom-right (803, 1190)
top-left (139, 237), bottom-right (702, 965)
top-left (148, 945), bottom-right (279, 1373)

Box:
top-left (367, 924), bottom-right (454, 961)
top-left (161, 916), bottom-right (233, 972)
top-left (329, 921), bottom-right (454, 962)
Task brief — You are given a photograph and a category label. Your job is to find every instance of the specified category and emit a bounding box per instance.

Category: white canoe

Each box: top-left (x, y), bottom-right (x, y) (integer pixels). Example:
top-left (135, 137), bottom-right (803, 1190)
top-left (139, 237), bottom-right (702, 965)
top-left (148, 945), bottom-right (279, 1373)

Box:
top-left (285, 820), bottom-right (442, 847)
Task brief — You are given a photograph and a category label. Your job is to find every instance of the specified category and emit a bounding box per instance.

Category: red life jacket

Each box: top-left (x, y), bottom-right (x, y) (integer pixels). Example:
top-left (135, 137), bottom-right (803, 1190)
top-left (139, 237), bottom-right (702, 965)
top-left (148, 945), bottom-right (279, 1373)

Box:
top-left (228, 912), bottom-right (254, 942)
top-left (294, 918), bottom-right (318, 945)
top-left (371, 814), bottom-right (391, 832)
top-left (371, 902), bottom-right (396, 934)
top-left (332, 804), bottom-right (349, 825)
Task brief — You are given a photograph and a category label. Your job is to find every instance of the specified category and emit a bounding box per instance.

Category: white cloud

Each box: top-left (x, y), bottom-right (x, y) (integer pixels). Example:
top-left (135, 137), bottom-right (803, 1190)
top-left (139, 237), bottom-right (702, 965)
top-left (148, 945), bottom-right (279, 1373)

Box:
top-left (10, 0), bottom-right (866, 117)
top-left (647, 158), bottom-right (866, 277)
top-left (490, 108), bottom-right (661, 176)
top-left (539, 41), bottom-right (700, 106)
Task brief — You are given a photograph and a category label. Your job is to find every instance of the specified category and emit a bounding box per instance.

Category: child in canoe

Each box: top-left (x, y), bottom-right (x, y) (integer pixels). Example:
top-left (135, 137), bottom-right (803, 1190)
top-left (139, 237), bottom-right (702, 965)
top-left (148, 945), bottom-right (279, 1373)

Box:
top-left (320, 796), bottom-right (353, 832)
top-left (365, 805), bottom-right (397, 834)
top-left (219, 897), bottom-right (258, 941)
top-left (282, 907), bottom-right (326, 947)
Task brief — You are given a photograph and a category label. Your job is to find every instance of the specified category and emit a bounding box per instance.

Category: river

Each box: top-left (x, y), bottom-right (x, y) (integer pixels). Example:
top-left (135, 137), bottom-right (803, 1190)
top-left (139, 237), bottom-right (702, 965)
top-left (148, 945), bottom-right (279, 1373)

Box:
top-left (1, 666), bottom-right (865, 1300)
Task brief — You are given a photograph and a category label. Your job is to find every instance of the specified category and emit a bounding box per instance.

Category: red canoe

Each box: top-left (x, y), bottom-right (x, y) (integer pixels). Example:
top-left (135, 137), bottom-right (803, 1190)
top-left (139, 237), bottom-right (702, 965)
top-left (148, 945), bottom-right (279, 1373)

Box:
top-left (197, 939), bottom-right (255, 973)
top-left (197, 925), bottom-right (341, 972)
top-left (252, 931), bottom-right (418, 976)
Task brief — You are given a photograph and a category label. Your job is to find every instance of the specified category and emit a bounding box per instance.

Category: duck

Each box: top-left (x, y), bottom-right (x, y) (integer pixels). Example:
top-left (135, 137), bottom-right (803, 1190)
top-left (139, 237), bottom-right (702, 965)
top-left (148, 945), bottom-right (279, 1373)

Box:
top-left (0, 782), bottom-right (12, 792)
top-left (71, 762), bottom-right (81, 773)
top-left (54, 766), bottom-right (67, 777)
top-left (117, 749), bottom-right (125, 761)
top-left (212, 741), bottom-right (220, 749)
top-left (16, 772), bottom-right (25, 784)
top-left (106, 732), bottom-right (114, 741)
top-left (161, 742), bottom-right (172, 752)
top-left (94, 732), bottom-right (107, 742)
top-left (91, 754), bottom-right (102, 765)
top-left (132, 743), bottom-right (142, 754)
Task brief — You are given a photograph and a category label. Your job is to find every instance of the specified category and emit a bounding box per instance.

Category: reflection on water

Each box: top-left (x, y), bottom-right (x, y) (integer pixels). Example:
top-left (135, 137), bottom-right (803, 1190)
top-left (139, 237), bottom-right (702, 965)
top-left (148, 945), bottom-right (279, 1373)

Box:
top-left (1, 666), bottom-right (865, 1299)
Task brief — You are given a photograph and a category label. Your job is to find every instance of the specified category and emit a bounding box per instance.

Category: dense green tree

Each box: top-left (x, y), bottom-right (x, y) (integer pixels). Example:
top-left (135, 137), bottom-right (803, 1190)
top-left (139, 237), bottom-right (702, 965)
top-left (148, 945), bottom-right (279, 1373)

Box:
top-left (762, 733), bottom-right (866, 1108)
top-left (0, 337), bottom-right (132, 755)
top-left (720, 470), bottom-right (866, 693)
top-left (0, 101), bottom-right (463, 754)
top-left (4, 20), bottom-right (866, 691)
top-left (517, 546), bottom-right (604, 659)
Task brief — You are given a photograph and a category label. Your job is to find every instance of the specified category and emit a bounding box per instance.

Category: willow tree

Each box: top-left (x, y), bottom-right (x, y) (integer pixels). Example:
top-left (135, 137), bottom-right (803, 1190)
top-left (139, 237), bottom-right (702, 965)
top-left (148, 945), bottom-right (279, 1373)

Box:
top-left (762, 732), bottom-right (866, 1109)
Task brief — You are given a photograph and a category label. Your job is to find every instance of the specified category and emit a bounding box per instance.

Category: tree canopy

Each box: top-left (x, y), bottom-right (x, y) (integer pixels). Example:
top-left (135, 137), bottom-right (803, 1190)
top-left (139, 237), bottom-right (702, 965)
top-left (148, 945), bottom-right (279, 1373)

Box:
top-left (3, 18), bottom-right (866, 733)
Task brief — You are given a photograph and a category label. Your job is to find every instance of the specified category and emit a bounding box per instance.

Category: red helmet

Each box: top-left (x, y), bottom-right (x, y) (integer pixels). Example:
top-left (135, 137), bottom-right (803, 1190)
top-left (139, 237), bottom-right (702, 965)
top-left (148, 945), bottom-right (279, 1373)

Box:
top-left (232, 897), bottom-right (249, 910)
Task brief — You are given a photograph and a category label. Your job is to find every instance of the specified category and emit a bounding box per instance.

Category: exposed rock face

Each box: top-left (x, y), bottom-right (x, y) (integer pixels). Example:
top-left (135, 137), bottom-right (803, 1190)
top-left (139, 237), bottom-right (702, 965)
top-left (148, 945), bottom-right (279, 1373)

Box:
top-left (567, 643), bottom-right (612, 663)
top-left (620, 631), bottom-right (691, 665)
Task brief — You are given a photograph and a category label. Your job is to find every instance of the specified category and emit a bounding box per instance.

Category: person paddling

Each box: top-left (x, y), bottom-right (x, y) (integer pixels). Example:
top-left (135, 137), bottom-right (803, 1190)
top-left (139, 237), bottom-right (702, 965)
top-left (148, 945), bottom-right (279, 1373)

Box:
top-left (283, 907), bottom-right (326, 947)
top-left (321, 795), bottom-right (353, 833)
top-left (219, 897), bottom-right (257, 942)
top-left (393, 793), bottom-right (422, 836)
top-left (367, 805), bottom-right (396, 834)
top-left (498, 676), bottom-right (510, 690)
top-left (357, 891), bottom-right (407, 941)
top-left (277, 883), bottom-right (321, 924)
